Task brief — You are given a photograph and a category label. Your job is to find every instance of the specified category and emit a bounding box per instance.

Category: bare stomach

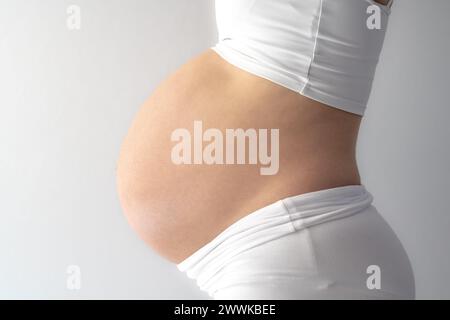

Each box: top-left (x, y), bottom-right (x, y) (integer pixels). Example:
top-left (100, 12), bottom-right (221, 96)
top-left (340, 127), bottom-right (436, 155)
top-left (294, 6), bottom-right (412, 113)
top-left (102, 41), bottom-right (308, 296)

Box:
top-left (116, 49), bottom-right (362, 264)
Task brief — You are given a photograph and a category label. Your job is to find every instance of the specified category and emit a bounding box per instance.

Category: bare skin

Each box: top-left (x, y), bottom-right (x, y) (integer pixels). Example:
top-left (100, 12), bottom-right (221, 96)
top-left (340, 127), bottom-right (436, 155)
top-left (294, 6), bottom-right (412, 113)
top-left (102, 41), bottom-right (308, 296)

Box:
top-left (116, 49), bottom-right (362, 263)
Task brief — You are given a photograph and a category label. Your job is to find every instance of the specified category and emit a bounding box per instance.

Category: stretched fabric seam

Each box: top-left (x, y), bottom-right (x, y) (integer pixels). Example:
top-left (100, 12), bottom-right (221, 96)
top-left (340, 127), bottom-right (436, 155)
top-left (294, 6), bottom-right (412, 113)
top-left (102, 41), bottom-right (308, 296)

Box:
top-left (280, 198), bottom-right (321, 276)
top-left (301, 0), bottom-right (323, 95)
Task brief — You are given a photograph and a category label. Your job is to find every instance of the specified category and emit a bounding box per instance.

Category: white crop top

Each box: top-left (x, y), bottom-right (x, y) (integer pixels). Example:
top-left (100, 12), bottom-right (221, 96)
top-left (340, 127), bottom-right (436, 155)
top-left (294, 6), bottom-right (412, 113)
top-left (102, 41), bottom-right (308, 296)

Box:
top-left (212, 0), bottom-right (393, 115)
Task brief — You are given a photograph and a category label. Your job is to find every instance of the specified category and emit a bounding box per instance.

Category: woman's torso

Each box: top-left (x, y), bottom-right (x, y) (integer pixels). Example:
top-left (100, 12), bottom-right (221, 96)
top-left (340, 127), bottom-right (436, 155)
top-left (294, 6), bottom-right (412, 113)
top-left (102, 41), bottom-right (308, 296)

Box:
top-left (116, 50), bottom-right (362, 263)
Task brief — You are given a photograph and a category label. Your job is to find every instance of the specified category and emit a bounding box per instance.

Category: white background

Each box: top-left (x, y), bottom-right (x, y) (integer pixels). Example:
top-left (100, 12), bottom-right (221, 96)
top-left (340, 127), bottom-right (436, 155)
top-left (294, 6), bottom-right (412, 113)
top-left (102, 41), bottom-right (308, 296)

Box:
top-left (0, 0), bottom-right (449, 299)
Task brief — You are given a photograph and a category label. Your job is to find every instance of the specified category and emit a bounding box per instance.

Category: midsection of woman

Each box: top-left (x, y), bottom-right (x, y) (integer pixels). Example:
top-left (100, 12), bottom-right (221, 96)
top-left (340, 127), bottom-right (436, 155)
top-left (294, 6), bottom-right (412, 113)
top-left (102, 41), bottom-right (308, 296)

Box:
top-left (116, 49), bottom-right (361, 264)
top-left (116, 0), bottom-right (392, 264)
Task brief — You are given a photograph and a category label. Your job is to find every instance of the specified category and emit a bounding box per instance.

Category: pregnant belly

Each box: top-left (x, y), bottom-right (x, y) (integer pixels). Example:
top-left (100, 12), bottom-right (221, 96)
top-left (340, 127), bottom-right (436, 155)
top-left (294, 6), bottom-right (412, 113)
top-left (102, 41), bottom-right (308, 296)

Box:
top-left (116, 50), bottom-right (361, 263)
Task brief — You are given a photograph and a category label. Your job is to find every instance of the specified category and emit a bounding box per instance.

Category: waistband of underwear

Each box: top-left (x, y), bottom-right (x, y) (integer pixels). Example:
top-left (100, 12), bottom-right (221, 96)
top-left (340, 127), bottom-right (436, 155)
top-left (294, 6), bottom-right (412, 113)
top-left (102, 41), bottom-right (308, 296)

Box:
top-left (176, 184), bottom-right (373, 294)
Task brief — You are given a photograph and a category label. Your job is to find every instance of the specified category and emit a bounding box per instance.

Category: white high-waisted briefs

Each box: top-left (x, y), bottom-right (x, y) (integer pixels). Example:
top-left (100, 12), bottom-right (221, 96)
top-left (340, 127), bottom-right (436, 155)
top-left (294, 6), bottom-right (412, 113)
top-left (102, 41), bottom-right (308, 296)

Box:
top-left (176, 185), bottom-right (415, 299)
top-left (212, 0), bottom-right (393, 115)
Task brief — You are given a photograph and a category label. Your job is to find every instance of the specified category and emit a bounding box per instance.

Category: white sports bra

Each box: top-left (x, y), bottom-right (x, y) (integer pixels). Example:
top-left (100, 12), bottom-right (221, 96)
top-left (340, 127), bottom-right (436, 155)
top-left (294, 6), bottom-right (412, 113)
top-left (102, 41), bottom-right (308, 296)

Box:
top-left (212, 0), bottom-right (393, 115)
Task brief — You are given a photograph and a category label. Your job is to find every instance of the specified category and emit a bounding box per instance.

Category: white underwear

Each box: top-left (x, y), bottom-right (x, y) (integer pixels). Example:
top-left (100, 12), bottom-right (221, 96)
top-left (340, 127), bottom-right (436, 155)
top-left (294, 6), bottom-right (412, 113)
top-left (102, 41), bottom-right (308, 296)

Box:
top-left (176, 185), bottom-right (415, 299)
top-left (212, 0), bottom-right (393, 115)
